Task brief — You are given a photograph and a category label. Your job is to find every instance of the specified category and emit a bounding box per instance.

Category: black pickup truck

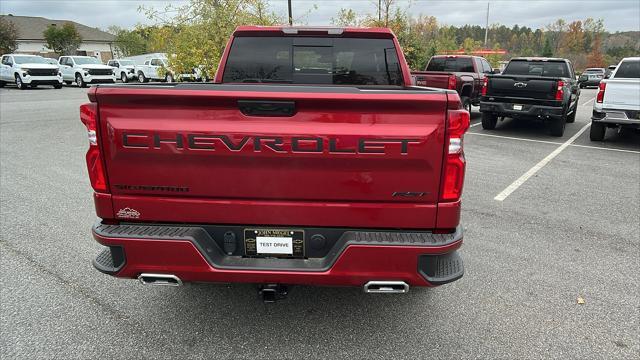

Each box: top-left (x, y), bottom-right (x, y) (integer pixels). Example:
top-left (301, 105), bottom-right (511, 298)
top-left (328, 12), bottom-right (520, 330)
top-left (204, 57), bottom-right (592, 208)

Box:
top-left (480, 57), bottom-right (580, 136)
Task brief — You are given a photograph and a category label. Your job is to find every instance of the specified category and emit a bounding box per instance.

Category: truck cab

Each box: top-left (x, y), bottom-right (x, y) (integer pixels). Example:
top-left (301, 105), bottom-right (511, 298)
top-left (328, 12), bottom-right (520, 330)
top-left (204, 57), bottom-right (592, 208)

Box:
top-left (0, 54), bottom-right (63, 89)
top-left (107, 59), bottom-right (137, 83)
top-left (58, 56), bottom-right (115, 87)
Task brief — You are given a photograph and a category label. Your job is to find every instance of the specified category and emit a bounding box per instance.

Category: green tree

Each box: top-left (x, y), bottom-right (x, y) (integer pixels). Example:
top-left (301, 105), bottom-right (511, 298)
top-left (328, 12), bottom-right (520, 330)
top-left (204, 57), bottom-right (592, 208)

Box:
top-left (461, 37), bottom-right (482, 54)
top-left (142, 0), bottom-right (281, 80)
top-left (109, 26), bottom-right (149, 57)
top-left (332, 8), bottom-right (358, 27)
top-left (542, 37), bottom-right (553, 57)
top-left (0, 17), bottom-right (18, 54)
top-left (43, 23), bottom-right (82, 55)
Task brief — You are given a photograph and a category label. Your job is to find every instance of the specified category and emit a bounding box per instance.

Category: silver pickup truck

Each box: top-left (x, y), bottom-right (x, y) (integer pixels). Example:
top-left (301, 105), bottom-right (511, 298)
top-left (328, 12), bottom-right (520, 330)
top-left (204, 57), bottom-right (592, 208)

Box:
top-left (591, 57), bottom-right (640, 141)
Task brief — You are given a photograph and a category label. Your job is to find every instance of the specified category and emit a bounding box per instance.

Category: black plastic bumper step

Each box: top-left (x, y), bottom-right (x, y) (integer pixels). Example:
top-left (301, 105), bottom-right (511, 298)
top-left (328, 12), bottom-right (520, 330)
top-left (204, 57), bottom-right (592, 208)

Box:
top-left (92, 246), bottom-right (126, 275)
top-left (418, 251), bottom-right (464, 285)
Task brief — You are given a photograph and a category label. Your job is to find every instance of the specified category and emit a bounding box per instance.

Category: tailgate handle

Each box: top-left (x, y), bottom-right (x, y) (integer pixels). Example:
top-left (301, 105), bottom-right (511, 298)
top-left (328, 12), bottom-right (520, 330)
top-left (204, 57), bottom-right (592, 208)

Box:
top-left (238, 100), bottom-right (296, 117)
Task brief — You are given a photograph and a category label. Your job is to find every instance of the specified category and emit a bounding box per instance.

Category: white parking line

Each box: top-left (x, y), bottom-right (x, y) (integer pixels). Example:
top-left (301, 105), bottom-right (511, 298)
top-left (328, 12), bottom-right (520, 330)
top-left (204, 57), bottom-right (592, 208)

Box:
top-left (580, 97), bottom-right (595, 107)
top-left (467, 132), bottom-right (640, 154)
top-left (470, 121), bottom-right (482, 127)
top-left (493, 123), bottom-right (592, 201)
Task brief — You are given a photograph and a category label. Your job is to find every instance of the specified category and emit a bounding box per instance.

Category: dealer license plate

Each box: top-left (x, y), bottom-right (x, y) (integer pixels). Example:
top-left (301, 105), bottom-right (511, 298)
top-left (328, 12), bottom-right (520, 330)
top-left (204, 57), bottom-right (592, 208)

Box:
top-left (513, 104), bottom-right (523, 111)
top-left (244, 229), bottom-right (304, 257)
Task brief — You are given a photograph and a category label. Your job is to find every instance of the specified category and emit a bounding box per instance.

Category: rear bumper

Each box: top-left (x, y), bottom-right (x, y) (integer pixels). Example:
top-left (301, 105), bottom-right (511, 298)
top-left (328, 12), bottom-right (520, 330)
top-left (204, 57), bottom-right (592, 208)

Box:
top-left (592, 109), bottom-right (640, 127)
top-left (480, 101), bottom-right (564, 119)
top-left (92, 222), bottom-right (464, 287)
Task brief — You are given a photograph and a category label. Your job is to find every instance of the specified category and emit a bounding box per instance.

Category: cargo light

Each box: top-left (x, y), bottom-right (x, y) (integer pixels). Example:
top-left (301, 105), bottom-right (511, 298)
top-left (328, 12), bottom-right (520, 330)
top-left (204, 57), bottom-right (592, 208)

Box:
top-left (80, 103), bottom-right (108, 192)
top-left (555, 80), bottom-right (565, 101)
top-left (440, 94), bottom-right (470, 202)
top-left (596, 82), bottom-right (606, 103)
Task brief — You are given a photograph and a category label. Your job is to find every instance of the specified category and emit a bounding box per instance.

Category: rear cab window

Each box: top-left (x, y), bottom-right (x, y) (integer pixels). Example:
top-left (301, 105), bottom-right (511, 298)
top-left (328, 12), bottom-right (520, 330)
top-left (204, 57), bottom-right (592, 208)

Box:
top-left (612, 60), bottom-right (640, 79)
top-left (503, 60), bottom-right (569, 78)
top-left (222, 36), bottom-right (404, 86)
top-left (426, 57), bottom-right (474, 72)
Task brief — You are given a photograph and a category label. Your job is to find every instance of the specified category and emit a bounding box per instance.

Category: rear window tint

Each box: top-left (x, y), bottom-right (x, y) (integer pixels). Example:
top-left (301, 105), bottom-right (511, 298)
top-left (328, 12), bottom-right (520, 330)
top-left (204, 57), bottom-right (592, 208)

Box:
top-left (613, 60), bottom-right (640, 79)
top-left (222, 37), bottom-right (403, 86)
top-left (426, 57), bottom-right (474, 72)
top-left (503, 61), bottom-right (569, 77)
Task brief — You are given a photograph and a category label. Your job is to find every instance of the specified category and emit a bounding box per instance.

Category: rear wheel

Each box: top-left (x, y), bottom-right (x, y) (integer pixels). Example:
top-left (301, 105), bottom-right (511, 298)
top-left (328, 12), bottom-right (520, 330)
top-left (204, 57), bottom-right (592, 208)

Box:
top-left (121, 72), bottom-right (128, 83)
top-left (589, 121), bottom-right (606, 141)
top-left (53, 83), bottom-right (62, 89)
top-left (549, 116), bottom-right (566, 137)
top-left (481, 112), bottom-right (498, 130)
top-left (138, 72), bottom-right (147, 83)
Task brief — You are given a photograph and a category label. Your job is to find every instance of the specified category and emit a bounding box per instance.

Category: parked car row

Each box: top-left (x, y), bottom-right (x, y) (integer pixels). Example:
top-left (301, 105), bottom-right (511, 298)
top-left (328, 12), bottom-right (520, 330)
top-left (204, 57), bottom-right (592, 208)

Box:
top-left (412, 54), bottom-right (639, 140)
top-left (0, 52), bottom-right (209, 89)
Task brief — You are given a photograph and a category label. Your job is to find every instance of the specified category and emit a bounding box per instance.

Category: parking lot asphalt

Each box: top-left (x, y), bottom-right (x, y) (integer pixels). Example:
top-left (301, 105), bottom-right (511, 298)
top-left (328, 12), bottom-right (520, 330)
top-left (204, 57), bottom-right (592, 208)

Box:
top-left (1, 85), bottom-right (639, 359)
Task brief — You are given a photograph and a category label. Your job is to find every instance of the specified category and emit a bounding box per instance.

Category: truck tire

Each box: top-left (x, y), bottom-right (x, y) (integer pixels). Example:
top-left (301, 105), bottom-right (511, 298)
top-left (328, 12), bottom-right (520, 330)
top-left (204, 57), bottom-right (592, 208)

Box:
top-left (15, 74), bottom-right (27, 90)
top-left (460, 96), bottom-right (472, 113)
top-left (138, 72), bottom-right (147, 83)
top-left (121, 72), bottom-right (128, 83)
top-left (0, 81), bottom-right (5, 88)
top-left (589, 121), bottom-right (606, 141)
top-left (481, 112), bottom-right (497, 130)
top-left (75, 74), bottom-right (87, 88)
top-left (54, 83), bottom-right (63, 89)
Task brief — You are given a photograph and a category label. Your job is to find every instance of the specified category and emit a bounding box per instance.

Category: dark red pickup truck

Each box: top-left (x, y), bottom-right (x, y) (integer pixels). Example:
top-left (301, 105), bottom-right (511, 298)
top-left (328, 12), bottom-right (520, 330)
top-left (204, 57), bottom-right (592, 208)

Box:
top-left (80, 26), bottom-right (469, 300)
top-left (412, 55), bottom-right (494, 112)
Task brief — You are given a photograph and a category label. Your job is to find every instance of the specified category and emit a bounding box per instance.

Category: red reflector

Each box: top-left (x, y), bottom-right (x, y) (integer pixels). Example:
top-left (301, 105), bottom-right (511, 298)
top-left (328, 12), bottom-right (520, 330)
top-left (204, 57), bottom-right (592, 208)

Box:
top-left (80, 103), bottom-right (108, 192)
top-left (481, 77), bottom-right (488, 96)
top-left (596, 82), bottom-right (606, 103)
top-left (448, 75), bottom-right (457, 90)
top-left (555, 80), bottom-right (565, 100)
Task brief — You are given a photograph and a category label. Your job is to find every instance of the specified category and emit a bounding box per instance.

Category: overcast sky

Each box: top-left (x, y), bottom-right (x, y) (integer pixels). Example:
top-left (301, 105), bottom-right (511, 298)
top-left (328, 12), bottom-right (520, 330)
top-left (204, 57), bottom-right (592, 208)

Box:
top-left (1, 0), bottom-right (639, 32)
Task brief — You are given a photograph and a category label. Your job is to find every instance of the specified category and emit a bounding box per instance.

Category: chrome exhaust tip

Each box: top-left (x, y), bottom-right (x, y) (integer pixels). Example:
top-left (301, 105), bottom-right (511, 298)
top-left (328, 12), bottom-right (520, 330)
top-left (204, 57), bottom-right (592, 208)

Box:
top-left (363, 281), bottom-right (409, 294)
top-left (138, 273), bottom-right (182, 287)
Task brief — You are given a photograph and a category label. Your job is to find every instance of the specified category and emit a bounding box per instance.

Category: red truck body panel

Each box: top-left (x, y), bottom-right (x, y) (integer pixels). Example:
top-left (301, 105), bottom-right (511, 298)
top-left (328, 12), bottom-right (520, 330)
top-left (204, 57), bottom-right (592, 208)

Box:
top-left (83, 27), bottom-right (468, 290)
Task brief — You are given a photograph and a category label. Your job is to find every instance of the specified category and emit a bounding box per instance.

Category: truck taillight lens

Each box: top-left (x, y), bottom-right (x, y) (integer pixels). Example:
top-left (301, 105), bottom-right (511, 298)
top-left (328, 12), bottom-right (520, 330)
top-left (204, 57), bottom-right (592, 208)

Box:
top-left (80, 103), bottom-right (108, 192)
top-left (440, 96), bottom-right (470, 202)
top-left (555, 80), bottom-right (565, 100)
top-left (481, 77), bottom-right (488, 96)
top-left (596, 82), bottom-right (606, 103)
top-left (448, 75), bottom-right (457, 90)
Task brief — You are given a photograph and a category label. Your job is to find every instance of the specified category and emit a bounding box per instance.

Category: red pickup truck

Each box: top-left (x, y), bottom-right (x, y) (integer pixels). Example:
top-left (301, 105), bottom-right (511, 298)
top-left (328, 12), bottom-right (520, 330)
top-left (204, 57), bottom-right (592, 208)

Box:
top-left (80, 26), bottom-right (469, 301)
top-left (412, 55), bottom-right (494, 112)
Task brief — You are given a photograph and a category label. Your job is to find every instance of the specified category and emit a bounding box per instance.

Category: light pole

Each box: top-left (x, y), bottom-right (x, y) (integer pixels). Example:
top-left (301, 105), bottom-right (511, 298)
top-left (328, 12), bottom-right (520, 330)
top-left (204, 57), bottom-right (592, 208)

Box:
top-left (484, 2), bottom-right (490, 47)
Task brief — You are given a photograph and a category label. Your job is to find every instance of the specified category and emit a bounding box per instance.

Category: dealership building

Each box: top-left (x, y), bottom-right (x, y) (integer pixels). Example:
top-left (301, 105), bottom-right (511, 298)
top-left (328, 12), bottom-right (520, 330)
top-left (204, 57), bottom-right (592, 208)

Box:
top-left (0, 14), bottom-right (115, 61)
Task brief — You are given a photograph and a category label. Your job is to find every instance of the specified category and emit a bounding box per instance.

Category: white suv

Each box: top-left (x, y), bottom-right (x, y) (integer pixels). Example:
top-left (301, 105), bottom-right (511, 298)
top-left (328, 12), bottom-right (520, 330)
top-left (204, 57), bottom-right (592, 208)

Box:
top-left (0, 54), bottom-right (63, 89)
top-left (107, 59), bottom-right (137, 83)
top-left (58, 56), bottom-right (115, 87)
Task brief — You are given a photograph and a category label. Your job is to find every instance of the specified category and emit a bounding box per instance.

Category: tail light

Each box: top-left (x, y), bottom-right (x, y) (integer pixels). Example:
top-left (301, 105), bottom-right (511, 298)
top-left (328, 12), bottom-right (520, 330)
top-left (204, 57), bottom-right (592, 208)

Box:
top-left (555, 80), bottom-right (565, 101)
top-left (440, 94), bottom-right (470, 202)
top-left (448, 75), bottom-right (457, 90)
top-left (596, 82), bottom-right (606, 103)
top-left (80, 103), bottom-right (108, 192)
top-left (481, 77), bottom-right (488, 96)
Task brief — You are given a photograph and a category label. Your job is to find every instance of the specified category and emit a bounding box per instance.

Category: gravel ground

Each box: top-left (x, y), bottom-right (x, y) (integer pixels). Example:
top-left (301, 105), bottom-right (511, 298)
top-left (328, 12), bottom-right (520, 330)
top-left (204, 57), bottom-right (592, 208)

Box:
top-left (1, 85), bottom-right (638, 359)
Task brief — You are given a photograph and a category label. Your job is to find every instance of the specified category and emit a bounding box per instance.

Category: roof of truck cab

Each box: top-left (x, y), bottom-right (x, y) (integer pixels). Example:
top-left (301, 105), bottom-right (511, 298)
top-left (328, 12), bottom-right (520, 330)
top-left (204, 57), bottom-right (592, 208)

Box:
top-left (233, 26), bottom-right (395, 37)
top-left (510, 57), bottom-right (568, 62)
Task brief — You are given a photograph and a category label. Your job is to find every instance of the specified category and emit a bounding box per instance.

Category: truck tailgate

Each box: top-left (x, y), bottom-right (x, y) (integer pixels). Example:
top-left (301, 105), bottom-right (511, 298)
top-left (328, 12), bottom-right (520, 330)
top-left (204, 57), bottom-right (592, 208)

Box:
top-left (94, 84), bottom-right (448, 228)
top-left (602, 79), bottom-right (640, 111)
top-left (411, 71), bottom-right (451, 89)
top-left (488, 75), bottom-right (559, 100)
